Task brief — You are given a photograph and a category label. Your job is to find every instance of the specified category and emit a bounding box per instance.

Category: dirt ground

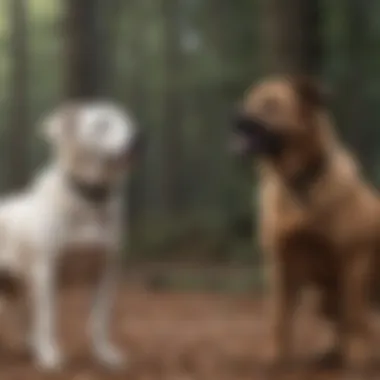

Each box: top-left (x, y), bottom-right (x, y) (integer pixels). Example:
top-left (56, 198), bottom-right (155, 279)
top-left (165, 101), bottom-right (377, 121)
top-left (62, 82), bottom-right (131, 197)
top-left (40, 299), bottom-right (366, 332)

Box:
top-left (0, 283), bottom-right (379, 380)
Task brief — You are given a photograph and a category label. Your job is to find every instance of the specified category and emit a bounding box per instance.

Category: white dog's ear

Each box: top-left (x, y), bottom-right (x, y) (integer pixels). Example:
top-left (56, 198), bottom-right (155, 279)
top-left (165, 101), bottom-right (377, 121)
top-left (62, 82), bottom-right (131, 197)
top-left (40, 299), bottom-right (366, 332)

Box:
top-left (40, 104), bottom-right (78, 144)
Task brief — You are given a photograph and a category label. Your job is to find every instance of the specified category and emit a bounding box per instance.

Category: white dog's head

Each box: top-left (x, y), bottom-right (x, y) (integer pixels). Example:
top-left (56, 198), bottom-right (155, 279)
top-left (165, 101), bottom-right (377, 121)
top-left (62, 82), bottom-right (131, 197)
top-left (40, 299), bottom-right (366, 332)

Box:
top-left (42, 101), bottom-right (142, 190)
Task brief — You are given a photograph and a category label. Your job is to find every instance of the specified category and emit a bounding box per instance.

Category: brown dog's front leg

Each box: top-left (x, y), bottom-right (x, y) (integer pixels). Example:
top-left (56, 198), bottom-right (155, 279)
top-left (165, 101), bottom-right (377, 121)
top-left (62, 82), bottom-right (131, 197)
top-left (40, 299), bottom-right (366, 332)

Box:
top-left (268, 257), bottom-right (297, 371)
top-left (339, 250), bottom-right (372, 375)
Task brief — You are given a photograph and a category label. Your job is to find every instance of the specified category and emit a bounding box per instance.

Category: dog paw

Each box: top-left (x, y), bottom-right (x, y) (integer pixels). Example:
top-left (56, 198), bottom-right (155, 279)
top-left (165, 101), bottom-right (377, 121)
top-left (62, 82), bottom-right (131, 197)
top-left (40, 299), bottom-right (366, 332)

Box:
top-left (315, 350), bottom-right (343, 369)
top-left (35, 344), bottom-right (63, 371)
top-left (94, 344), bottom-right (127, 370)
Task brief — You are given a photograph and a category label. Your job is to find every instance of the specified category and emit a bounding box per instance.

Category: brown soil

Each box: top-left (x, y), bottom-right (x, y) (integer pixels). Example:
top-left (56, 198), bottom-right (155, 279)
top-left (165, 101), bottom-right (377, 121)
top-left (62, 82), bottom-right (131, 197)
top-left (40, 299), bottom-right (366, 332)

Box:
top-left (0, 283), bottom-right (378, 380)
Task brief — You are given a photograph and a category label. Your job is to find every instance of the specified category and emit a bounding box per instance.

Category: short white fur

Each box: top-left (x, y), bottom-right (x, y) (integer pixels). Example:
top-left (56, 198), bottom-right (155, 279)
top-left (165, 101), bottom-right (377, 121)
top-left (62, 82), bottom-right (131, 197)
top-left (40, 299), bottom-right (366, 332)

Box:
top-left (0, 102), bottom-right (135, 370)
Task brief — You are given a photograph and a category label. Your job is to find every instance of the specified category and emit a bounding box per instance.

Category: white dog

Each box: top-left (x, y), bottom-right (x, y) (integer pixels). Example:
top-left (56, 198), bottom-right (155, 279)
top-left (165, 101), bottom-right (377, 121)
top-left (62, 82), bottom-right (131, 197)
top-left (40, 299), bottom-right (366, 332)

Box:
top-left (0, 102), bottom-right (140, 370)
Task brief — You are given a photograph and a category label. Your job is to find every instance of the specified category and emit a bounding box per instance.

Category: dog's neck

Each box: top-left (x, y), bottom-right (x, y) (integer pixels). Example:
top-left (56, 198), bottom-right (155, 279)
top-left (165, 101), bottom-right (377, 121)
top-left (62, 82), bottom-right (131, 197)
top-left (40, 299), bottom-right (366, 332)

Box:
top-left (65, 174), bottom-right (112, 205)
top-left (286, 153), bottom-right (328, 201)
top-left (261, 151), bottom-right (329, 203)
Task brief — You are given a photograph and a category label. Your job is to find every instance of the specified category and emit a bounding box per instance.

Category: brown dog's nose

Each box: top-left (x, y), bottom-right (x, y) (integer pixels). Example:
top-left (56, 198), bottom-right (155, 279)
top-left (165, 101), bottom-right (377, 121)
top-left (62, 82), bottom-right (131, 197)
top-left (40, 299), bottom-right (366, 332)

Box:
top-left (107, 131), bottom-right (146, 167)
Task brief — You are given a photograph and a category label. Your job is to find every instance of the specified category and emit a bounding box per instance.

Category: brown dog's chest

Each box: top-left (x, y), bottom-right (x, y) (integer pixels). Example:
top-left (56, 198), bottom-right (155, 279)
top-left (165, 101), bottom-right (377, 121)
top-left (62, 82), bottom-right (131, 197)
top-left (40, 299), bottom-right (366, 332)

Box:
top-left (280, 228), bottom-right (339, 287)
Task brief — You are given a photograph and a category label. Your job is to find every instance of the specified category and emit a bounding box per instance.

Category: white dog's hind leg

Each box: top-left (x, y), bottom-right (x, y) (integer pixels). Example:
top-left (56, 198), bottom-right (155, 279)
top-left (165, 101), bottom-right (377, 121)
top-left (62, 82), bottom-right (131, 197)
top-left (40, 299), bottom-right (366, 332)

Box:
top-left (30, 263), bottom-right (62, 370)
top-left (88, 264), bottom-right (125, 369)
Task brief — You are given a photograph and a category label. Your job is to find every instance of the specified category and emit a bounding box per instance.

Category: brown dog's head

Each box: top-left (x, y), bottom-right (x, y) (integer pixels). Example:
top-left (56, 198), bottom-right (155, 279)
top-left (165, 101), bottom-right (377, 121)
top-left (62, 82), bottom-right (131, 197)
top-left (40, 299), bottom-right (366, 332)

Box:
top-left (231, 75), bottom-right (334, 182)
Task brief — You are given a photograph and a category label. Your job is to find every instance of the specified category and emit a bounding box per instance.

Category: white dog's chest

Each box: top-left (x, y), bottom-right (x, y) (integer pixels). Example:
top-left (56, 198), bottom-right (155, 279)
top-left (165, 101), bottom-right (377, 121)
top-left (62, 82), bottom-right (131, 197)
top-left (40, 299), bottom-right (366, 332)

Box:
top-left (57, 245), bottom-right (107, 288)
top-left (65, 206), bottom-right (112, 248)
top-left (57, 206), bottom-right (114, 287)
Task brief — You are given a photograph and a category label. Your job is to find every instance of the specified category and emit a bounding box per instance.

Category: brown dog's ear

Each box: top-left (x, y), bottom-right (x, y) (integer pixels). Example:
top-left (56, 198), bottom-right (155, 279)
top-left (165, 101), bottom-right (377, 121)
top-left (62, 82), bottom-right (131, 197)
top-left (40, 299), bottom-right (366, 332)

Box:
top-left (292, 76), bottom-right (330, 109)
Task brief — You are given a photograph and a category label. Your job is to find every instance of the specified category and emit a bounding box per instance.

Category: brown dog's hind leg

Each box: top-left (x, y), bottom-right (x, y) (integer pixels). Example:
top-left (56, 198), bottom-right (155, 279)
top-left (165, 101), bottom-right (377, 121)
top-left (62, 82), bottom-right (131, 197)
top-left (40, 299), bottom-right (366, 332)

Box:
top-left (312, 288), bottom-right (344, 369)
top-left (339, 250), bottom-right (373, 375)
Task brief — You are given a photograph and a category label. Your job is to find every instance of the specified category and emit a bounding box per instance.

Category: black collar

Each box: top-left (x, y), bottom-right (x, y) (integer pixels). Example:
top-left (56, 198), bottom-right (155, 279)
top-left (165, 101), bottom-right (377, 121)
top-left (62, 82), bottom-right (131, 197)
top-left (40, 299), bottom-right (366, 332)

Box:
top-left (288, 154), bottom-right (327, 201)
top-left (67, 175), bottom-right (112, 204)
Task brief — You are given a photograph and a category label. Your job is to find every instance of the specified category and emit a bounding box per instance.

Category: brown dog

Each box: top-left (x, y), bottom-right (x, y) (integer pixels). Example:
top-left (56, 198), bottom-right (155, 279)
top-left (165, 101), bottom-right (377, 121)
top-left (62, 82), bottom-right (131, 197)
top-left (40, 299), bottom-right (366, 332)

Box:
top-left (231, 75), bottom-right (380, 372)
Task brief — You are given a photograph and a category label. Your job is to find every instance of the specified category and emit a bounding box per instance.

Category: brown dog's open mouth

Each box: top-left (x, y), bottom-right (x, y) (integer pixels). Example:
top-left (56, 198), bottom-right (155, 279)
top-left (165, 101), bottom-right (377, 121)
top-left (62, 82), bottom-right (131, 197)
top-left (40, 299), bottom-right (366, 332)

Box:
top-left (231, 113), bottom-right (284, 157)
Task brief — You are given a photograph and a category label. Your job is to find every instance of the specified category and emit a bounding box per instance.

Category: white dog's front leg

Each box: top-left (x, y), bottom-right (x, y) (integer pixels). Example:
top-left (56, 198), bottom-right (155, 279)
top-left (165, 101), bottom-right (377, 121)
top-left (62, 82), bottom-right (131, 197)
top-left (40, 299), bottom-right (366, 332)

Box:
top-left (89, 263), bottom-right (125, 369)
top-left (31, 263), bottom-right (62, 370)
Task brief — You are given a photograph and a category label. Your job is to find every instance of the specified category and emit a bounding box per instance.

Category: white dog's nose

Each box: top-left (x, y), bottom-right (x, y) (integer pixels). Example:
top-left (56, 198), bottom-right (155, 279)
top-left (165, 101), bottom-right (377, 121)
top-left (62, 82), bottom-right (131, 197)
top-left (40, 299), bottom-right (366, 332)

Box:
top-left (125, 130), bottom-right (145, 162)
top-left (103, 131), bottom-right (144, 168)
top-left (130, 130), bottom-right (145, 154)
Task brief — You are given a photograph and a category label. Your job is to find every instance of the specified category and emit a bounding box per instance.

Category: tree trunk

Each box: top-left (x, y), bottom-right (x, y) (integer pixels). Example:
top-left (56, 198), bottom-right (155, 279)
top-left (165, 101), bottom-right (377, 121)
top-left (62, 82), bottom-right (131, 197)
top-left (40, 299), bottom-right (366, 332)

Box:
top-left (96, 0), bottom-right (123, 97)
top-left (64, 0), bottom-right (102, 99)
top-left (262, 0), bottom-right (323, 75)
top-left (8, 0), bottom-right (29, 191)
top-left (160, 0), bottom-right (184, 215)
top-left (126, 2), bottom-right (148, 225)
top-left (343, 0), bottom-right (375, 176)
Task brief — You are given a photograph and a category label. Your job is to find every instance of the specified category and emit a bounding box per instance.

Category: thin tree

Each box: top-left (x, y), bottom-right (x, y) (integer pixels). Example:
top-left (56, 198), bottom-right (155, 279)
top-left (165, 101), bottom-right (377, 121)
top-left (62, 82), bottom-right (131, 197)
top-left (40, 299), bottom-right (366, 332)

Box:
top-left (64, 0), bottom-right (103, 99)
top-left (96, 0), bottom-right (124, 97)
top-left (344, 0), bottom-right (375, 176)
top-left (262, 0), bottom-right (322, 75)
top-left (8, 0), bottom-right (30, 191)
top-left (127, 3), bottom-right (147, 224)
top-left (161, 0), bottom-right (184, 215)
